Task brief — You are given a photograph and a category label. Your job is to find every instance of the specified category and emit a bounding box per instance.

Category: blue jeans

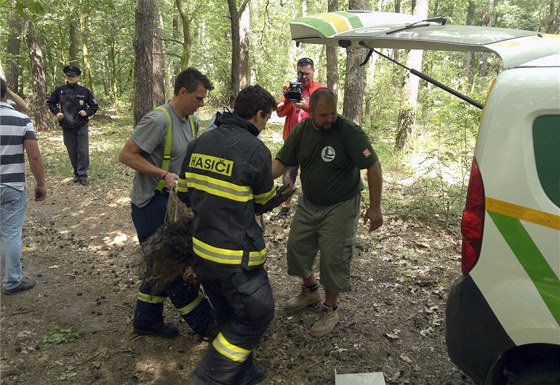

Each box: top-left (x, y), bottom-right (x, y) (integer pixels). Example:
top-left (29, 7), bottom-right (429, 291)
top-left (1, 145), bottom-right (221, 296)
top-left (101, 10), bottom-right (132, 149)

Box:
top-left (0, 186), bottom-right (27, 290)
top-left (63, 125), bottom-right (89, 180)
top-left (131, 192), bottom-right (168, 243)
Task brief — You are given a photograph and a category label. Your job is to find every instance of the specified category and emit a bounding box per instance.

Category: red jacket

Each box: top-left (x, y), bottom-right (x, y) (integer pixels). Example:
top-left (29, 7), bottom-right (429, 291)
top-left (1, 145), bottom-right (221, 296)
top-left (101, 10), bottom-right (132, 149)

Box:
top-left (276, 80), bottom-right (326, 141)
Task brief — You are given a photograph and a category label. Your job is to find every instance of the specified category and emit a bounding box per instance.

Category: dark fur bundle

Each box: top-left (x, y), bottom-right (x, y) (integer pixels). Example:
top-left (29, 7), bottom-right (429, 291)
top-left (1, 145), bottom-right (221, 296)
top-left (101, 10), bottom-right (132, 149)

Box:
top-left (142, 218), bottom-right (198, 292)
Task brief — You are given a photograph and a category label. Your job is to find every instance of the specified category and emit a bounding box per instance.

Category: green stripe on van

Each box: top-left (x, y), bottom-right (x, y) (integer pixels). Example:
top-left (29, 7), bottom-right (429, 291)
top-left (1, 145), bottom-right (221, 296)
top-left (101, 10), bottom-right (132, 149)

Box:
top-left (489, 211), bottom-right (560, 325)
top-left (294, 17), bottom-right (338, 38)
top-left (336, 11), bottom-right (364, 29)
top-left (293, 12), bottom-right (364, 38)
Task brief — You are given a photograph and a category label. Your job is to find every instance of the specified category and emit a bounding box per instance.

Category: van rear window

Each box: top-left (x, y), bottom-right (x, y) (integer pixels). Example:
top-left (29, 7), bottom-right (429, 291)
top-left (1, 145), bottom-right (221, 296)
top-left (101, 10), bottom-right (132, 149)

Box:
top-left (533, 115), bottom-right (560, 207)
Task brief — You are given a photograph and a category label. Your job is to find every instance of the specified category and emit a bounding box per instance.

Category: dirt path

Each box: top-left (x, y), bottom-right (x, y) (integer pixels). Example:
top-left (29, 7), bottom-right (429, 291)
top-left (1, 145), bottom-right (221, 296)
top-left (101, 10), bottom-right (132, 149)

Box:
top-left (1, 172), bottom-right (473, 385)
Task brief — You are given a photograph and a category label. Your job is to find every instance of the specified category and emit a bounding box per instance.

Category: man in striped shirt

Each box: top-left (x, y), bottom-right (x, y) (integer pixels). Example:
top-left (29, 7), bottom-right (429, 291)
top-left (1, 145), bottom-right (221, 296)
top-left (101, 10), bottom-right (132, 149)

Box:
top-left (0, 77), bottom-right (47, 295)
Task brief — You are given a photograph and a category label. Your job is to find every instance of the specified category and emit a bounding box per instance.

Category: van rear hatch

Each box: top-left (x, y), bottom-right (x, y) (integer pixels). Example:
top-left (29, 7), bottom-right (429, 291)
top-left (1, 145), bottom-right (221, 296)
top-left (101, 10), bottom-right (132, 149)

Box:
top-left (289, 11), bottom-right (560, 67)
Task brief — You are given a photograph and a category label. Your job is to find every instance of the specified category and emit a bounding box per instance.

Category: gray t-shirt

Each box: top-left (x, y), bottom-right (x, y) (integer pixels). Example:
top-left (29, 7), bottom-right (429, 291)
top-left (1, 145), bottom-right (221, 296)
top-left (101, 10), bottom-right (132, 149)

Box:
top-left (129, 103), bottom-right (198, 207)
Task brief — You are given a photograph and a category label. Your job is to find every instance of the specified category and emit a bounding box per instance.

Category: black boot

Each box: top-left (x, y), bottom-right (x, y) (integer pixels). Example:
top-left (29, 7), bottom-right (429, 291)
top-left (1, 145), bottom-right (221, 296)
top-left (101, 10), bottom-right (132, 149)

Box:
top-left (134, 322), bottom-right (179, 339)
top-left (238, 364), bottom-right (267, 385)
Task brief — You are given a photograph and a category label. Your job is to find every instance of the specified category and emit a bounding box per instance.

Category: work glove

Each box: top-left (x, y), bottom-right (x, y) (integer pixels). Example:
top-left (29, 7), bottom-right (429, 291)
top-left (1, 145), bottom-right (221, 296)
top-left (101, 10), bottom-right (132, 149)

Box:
top-left (255, 184), bottom-right (295, 215)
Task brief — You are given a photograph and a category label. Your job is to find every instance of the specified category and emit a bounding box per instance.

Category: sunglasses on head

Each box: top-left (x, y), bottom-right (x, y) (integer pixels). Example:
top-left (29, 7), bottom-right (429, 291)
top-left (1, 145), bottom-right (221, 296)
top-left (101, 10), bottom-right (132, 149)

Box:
top-left (297, 57), bottom-right (314, 67)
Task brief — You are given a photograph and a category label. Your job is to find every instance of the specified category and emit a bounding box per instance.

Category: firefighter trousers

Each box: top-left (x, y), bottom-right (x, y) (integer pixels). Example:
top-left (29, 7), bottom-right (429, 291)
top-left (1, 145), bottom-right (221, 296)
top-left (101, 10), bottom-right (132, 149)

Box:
top-left (133, 277), bottom-right (217, 339)
top-left (192, 263), bottom-right (274, 384)
top-left (131, 193), bottom-right (216, 339)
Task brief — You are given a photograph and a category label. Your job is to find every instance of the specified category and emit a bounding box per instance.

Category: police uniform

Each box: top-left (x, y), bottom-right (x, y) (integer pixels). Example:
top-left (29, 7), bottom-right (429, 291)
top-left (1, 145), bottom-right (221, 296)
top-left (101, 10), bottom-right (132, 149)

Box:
top-left (178, 112), bottom-right (277, 384)
top-left (47, 65), bottom-right (99, 184)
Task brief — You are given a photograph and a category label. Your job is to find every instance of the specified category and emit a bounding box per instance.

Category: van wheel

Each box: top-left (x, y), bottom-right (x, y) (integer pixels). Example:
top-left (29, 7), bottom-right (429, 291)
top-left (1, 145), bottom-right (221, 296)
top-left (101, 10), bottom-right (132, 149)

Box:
top-left (509, 363), bottom-right (560, 385)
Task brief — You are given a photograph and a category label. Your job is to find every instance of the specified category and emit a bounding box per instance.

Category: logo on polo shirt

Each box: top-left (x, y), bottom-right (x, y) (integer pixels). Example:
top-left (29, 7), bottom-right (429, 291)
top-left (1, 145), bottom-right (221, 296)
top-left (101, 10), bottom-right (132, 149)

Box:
top-left (321, 146), bottom-right (335, 162)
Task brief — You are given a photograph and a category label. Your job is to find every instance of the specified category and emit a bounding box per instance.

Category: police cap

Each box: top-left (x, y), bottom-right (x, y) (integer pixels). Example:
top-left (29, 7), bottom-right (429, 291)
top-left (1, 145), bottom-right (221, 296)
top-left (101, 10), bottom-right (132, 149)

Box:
top-left (63, 65), bottom-right (81, 76)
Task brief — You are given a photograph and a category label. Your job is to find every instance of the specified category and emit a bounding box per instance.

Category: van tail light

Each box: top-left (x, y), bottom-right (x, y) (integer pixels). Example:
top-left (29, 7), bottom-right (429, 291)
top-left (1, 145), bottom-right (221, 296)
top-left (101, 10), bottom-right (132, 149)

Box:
top-left (461, 158), bottom-right (485, 274)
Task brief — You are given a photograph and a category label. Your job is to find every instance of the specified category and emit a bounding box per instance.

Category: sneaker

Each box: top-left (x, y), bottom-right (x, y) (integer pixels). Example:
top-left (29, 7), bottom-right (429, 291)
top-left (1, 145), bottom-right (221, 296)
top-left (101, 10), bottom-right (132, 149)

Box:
top-left (270, 207), bottom-right (290, 221)
top-left (78, 178), bottom-right (89, 186)
top-left (238, 364), bottom-right (268, 385)
top-left (309, 304), bottom-right (340, 337)
top-left (73, 177), bottom-right (79, 183)
top-left (3, 277), bottom-right (36, 295)
top-left (285, 285), bottom-right (322, 313)
top-left (133, 322), bottom-right (179, 339)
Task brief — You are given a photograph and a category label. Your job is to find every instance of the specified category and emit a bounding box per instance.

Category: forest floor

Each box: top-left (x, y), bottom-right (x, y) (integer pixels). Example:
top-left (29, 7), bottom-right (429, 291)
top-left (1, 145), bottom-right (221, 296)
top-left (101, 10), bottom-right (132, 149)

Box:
top-left (0, 119), bottom-right (474, 385)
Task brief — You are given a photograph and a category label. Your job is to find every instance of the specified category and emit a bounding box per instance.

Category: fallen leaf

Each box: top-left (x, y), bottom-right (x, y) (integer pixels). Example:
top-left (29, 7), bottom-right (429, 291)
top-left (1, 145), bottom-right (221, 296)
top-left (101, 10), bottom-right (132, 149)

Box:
top-left (400, 353), bottom-right (413, 364)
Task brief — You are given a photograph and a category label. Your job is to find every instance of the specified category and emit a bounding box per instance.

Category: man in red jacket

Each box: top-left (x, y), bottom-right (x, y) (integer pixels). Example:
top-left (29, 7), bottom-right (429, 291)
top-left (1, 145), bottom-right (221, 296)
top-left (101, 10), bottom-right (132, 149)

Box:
top-left (271, 57), bottom-right (326, 221)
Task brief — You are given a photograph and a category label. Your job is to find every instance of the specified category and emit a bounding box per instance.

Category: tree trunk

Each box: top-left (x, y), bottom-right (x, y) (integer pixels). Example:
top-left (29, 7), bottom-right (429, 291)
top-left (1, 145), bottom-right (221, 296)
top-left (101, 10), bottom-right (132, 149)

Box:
top-left (24, 17), bottom-right (53, 132)
top-left (228, 0), bottom-right (240, 105)
top-left (175, 0), bottom-right (192, 70)
top-left (81, 15), bottom-right (94, 92)
top-left (394, 0), bottom-right (427, 152)
top-left (543, 0), bottom-right (560, 33)
top-left (463, 0), bottom-right (476, 79)
top-left (343, 47), bottom-right (367, 125)
top-left (109, 36), bottom-right (120, 110)
top-left (69, 19), bottom-right (79, 65)
top-left (392, 0), bottom-right (401, 63)
top-left (479, 0), bottom-right (495, 78)
top-left (133, 0), bottom-right (155, 125)
top-left (153, 10), bottom-right (166, 105)
top-left (239, 4), bottom-right (250, 89)
top-left (395, 107), bottom-right (415, 151)
top-left (6, 0), bottom-right (22, 93)
top-left (227, 0), bottom-right (249, 105)
top-left (326, 0), bottom-right (339, 96)
top-left (343, 0), bottom-right (369, 125)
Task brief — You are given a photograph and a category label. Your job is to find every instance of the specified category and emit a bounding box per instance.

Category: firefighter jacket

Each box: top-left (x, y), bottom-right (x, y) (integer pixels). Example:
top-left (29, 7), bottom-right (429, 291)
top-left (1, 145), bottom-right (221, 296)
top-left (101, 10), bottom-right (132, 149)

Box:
top-left (177, 112), bottom-right (277, 270)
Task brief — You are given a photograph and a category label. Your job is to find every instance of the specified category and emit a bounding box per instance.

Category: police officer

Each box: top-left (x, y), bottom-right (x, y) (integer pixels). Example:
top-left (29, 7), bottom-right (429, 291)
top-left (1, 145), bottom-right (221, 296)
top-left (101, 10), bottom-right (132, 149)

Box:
top-left (177, 85), bottom-right (293, 385)
top-left (47, 65), bottom-right (98, 186)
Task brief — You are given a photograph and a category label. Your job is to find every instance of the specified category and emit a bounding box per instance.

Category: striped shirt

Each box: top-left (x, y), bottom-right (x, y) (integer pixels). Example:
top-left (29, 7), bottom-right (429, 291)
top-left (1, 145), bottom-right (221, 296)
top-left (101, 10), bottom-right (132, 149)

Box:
top-left (0, 102), bottom-right (37, 190)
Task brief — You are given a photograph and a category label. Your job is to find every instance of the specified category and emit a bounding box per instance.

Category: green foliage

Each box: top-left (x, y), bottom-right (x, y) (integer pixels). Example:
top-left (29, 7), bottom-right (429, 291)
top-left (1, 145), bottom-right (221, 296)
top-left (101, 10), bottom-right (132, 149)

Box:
top-left (41, 327), bottom-right (84, 345)
top-left (40, 114), bottom-right (133, 190)
top-left (3, 0), bottom-right (553, 232)
top-left (2, 0), bottom-right (45, 16)
top-left (87, 116), bottom-right (135, 189)
top-left (494, 0), bottom-right (550, 30)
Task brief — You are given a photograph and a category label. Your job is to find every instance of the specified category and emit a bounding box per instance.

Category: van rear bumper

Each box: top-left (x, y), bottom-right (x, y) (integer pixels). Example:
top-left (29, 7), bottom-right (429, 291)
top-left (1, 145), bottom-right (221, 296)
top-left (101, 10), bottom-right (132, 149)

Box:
top-left (446, 275), bottom-right (515, 384)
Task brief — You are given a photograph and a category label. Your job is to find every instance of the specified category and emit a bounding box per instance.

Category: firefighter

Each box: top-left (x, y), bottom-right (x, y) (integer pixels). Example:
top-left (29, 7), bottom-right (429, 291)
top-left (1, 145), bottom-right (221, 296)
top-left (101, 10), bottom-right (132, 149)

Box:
top-left (177, 85), bottom-right (293, 385)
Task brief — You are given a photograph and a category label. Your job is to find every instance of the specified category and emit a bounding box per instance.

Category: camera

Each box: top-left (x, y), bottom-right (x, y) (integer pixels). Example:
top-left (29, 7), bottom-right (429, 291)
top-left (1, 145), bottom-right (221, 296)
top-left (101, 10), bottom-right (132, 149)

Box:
top-left (284, 71), bottom-right (304, 101)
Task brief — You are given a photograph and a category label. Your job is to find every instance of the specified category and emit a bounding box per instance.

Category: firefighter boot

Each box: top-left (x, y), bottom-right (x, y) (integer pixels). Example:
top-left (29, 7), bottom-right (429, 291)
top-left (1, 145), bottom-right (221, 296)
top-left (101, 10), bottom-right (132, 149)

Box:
top-left (238, 364), bottom-right (267, 385)
top-left (285, 284), bottom-right (322, 313)
top-left (165, 277), bottom-right (218, 341)
top-left (181, 298), bottom-right (218, 341)
top-left (234, 353), bottom-right (268, 385)
top-left (133, 283), bottom-right (179, 339)
top-left (134, 322), bottom-right (179, 339)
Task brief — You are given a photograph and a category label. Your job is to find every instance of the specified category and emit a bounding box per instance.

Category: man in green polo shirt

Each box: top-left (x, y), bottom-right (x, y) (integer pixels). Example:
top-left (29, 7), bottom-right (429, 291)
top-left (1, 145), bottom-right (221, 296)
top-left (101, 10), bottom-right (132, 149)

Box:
top-left (272, 87), bottom-right (383, 337)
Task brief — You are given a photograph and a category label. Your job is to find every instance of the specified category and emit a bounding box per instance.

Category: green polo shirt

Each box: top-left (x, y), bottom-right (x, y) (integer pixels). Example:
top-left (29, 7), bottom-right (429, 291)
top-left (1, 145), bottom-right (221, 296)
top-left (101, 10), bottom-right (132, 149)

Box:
top-left (275, 114), bottom-right (378, 206)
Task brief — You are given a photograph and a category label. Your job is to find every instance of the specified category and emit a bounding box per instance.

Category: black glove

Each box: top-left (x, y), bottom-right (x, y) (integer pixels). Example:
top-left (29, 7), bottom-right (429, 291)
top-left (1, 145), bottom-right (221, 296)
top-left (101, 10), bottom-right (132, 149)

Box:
top-left (255, 184), bottom-right (295, 215)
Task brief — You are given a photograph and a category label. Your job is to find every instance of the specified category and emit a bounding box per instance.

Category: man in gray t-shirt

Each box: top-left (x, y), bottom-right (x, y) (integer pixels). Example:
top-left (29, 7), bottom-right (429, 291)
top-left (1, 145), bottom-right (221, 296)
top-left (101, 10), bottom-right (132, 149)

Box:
top-left (128, 105), bottom-right (198, 208)
top-left (119, 68), bottom-right (216, 340)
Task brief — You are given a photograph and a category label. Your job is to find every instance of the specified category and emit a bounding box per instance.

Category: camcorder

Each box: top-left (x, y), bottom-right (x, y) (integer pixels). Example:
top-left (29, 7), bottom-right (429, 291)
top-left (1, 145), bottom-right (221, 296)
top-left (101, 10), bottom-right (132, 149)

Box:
top-left (284, 71), bottom-right (304, 102)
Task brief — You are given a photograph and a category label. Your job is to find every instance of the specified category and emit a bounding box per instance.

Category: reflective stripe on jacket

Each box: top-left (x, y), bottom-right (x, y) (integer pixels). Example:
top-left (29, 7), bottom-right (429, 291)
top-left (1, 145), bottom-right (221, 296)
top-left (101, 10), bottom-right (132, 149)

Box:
top-left (177, 112), bottom-right (276, 269)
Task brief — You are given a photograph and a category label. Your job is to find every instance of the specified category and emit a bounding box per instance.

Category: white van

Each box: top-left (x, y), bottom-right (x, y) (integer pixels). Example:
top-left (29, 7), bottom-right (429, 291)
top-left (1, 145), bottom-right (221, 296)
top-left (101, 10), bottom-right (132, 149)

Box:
top-left (289, 11), bottom-right (560, 385)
